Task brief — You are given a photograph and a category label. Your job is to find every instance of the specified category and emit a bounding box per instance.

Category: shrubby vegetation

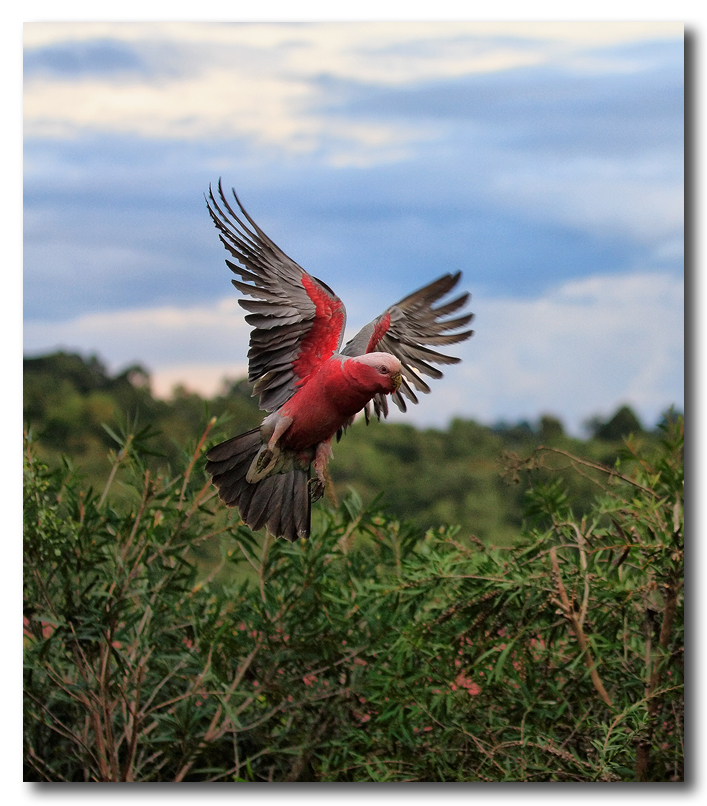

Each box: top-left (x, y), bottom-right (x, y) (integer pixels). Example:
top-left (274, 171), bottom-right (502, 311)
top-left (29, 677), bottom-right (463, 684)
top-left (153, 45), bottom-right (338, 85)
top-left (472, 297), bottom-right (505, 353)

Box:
top-left (24, 352), bottom-right (670, 545)
top-left (23, 362), bottom-right (684, 780)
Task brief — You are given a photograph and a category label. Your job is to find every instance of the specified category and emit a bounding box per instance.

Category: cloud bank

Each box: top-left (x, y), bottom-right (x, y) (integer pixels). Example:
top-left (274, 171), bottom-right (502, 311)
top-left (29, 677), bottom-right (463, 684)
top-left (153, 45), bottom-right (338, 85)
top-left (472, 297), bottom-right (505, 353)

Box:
top-left (24, 271), bottom-right (683, 434)
top-left (24, 22), bottom-right (683, 166)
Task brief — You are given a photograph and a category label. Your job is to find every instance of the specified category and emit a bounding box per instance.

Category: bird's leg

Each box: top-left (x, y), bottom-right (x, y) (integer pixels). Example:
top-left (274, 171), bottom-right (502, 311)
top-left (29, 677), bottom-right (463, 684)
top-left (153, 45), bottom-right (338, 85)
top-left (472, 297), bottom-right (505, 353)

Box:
top-left (308, 441), bottom-right (332, 502)
top-left (247, 414), bottom-right (293, 483)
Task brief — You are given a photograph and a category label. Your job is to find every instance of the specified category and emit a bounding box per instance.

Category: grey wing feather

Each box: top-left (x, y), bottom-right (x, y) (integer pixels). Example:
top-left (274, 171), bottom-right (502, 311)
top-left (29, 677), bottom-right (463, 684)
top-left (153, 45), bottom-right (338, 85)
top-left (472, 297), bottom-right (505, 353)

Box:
top-left (342, 271), bottom-right (473, 419)
top-left (207, 180), bottom-right (346, 412)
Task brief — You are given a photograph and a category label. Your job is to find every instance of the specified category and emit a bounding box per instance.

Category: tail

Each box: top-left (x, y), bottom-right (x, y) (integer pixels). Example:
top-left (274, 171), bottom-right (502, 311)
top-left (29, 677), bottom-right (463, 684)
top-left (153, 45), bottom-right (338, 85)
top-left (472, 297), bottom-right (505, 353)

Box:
top-left (205, 428), bottom-right (312, 542)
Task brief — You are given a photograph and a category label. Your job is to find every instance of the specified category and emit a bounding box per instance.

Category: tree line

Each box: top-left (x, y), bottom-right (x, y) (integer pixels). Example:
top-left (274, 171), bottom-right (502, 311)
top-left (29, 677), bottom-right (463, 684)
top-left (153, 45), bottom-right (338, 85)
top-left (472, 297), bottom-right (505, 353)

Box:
top-left (23, 351), bottom-right (669, 546)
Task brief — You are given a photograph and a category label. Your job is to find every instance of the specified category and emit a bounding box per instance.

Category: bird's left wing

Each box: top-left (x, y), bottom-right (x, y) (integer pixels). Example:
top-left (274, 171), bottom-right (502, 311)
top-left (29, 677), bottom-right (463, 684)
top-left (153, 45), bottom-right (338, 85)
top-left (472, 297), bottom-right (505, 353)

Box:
top-left (207, 181), bottom-right (347, 412)
top-left (341, 272), bottom-right (473, 420)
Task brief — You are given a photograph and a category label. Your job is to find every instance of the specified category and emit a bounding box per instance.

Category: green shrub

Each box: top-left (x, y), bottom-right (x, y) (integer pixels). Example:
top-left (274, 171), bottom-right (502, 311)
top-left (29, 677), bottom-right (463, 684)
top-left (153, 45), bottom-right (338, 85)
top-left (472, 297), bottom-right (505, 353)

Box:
top-left (24, 415), bottom-right (683, 781)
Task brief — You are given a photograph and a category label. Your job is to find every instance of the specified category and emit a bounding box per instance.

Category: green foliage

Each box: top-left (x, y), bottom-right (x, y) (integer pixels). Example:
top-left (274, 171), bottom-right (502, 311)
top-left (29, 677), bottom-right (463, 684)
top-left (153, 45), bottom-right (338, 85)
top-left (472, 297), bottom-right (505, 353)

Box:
top-left (23, 352), bottom-right (262, 500)
top-left (24, 352), bottom-right (670, 546)
top-left (586, 404), bottom-right (645, 441)
top-left (24, 414), bottom-right (683, 782)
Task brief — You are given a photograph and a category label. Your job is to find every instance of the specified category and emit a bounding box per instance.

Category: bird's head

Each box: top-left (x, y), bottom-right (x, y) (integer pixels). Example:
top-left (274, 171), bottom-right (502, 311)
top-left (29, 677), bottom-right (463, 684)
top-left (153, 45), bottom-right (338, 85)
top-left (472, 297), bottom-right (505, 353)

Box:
top-left (346, 352), bottom-right (402, 395)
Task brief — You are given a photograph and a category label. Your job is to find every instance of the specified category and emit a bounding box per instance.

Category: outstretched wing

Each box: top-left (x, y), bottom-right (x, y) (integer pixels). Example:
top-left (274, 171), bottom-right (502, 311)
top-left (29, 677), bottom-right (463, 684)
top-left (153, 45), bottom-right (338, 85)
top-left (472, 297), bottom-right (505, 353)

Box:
top-left (341, 272), bottom-right (473, 419)
top-left (207, 181), bottom-right (347, 412)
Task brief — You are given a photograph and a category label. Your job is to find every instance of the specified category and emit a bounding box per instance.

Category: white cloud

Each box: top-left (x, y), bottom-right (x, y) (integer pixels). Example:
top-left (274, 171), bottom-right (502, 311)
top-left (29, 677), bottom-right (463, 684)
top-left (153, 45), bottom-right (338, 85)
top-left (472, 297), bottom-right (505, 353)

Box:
top-left (24, 271), bottom-right (683, 434)
top-left (23, 65), bottom-right (437, 168)
top-left (426, 271), bottom-right (684, 434)
top-left (22, 20), bottom-right (684, 249)
top-left (22, 21), bottom-right (683, 55)
top-left (23, 21), bottom-right (683, 166)
top-left (148, 363), bottom-right (248, 399)
top-left (490, 153), bottom-right (684, 248)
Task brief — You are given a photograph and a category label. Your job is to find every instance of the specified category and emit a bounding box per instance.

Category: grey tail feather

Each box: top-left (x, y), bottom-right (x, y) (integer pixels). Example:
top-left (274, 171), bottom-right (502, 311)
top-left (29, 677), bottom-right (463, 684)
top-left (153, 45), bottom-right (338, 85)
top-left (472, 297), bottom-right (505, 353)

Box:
top-left (205, 428), bottom-right (311, 542)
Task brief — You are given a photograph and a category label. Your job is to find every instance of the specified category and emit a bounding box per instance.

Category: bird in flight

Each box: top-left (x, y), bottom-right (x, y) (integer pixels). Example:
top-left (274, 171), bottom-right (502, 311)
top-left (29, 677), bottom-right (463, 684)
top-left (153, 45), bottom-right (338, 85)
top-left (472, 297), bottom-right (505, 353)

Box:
top-left (205, 181), bottom-right (473, 541)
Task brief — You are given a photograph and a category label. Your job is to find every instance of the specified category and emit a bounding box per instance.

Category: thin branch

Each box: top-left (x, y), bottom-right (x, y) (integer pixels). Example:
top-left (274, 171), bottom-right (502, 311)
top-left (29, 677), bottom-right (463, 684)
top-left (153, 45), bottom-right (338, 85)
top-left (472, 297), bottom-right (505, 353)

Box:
top-left (25, 746), bottom-right (71, 782)
top-left (24, 694), bottom-right (101, 768)
top-left (99, 434), bottom-right (133, 508)
top-left (259, 532), bottom-right (272, 603)
top-left (637, 573), bottom-right (683, 781)
top-left (138, 657), bottom-right (190, 717)
top-left (185, 481), bottom-right (217, 519)
top-left (121, 470), bottom-right (152, 560)
top-left (236, 540), bottom-right (261, 576)
top-left (120, 660), bottom-right (146, 781)
top-left (549, 546), bottom-right (613, 708)
top-left (537, 446), bottom-right (660, 499)
top-left (179, 417), bottom-right (216, 509)
top-left (337, 511), bottom-right (363, 555)
top-left (555, 520), bottom-right (590, 627)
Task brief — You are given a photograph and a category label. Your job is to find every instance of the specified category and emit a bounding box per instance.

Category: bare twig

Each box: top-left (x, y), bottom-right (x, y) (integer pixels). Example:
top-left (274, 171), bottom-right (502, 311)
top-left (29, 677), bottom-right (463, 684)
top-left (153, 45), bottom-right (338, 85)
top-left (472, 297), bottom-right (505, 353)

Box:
top-left (337, 512), bottom-right (363, 555)
top-left (536, 447), bottom-right (660, 499)
top-left (99, 434), bottom-right (133, 508)
top-left (179, 417), bottom-right (216, 509)
top-left (549, 547), bottom-right (613, 708)
top-left (555, 520), bottom-right (590, 627)
top-left (259, 532), bottom-right (272, 603)
top-left (25, 746), bottom-right (70, 782)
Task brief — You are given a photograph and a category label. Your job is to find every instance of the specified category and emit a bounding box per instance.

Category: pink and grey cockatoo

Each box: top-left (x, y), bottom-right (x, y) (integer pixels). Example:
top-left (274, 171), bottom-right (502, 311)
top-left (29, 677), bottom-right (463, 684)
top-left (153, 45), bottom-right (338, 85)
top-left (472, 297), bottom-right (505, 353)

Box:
top-left (205, 182), bottom-right (473, 541)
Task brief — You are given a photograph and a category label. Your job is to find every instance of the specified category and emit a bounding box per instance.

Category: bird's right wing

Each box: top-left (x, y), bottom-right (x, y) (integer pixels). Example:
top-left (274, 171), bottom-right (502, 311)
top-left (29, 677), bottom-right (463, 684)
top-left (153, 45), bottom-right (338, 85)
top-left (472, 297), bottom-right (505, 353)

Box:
top-left (207, 181), bottom-right (347, 412)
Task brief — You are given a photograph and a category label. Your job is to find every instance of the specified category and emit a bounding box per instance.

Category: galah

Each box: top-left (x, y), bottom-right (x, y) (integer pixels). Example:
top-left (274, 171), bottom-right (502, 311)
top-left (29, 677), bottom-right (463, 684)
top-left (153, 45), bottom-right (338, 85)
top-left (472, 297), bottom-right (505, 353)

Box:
top-left (205, 181), bottom-right (473, 541)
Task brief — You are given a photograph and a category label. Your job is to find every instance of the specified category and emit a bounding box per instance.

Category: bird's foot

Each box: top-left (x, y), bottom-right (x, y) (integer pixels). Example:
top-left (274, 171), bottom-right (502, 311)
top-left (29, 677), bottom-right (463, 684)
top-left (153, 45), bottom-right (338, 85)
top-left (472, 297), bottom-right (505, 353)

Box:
top-left (246, 445), bottom-right (279, 484)
top-left (255, 447), bottom-right (275, 473)
top-left (309, 441), bottom-right (332, 503)
top-left (308, 477), bottom-right (325, 502)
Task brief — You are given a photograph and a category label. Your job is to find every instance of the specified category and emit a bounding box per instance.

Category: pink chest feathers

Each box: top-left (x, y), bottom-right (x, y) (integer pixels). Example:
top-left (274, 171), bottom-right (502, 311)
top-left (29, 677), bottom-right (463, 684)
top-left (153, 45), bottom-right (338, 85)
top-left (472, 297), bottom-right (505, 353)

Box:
top-left (279, 358), bottom-right (382, 450)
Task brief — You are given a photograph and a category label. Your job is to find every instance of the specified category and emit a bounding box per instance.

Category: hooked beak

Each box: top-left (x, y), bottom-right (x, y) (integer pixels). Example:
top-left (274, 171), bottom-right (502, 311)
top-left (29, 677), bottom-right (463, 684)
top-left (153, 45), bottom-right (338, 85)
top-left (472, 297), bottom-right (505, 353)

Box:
top-left (390, 370), bottom-right (402, 391)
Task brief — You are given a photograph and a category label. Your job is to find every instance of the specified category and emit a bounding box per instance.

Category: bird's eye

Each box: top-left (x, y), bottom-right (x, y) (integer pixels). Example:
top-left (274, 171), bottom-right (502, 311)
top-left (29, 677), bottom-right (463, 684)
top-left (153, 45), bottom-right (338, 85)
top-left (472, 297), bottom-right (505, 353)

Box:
top-left (378, 365), bottom-right (388, 374)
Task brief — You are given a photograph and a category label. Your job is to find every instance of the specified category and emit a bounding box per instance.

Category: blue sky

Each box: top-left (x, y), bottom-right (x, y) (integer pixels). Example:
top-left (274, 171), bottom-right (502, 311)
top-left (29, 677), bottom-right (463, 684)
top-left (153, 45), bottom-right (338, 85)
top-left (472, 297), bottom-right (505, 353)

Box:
top-left (23, 20), bottom-right (684, 434)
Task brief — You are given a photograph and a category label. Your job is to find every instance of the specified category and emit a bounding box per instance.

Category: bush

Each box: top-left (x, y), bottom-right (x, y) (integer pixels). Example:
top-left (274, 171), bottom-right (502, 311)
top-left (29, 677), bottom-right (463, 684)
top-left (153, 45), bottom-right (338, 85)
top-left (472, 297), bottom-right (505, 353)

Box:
top-left (24, 415), bottom-right (683, 781)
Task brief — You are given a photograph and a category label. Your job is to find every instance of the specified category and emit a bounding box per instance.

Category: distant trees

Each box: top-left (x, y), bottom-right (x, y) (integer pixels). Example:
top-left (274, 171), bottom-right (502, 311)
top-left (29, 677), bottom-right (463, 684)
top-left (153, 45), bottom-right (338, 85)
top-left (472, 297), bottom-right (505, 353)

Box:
top-left (23, 352), bottom-right (160, 453)
top-left (586, 404), bottom-right (645, 441)
top-left (539, 414), bottom-right (565, 442)
top-left (23, 352), bottom-right (261, 483)
top-left (24, 351), bottom-right (671, 545)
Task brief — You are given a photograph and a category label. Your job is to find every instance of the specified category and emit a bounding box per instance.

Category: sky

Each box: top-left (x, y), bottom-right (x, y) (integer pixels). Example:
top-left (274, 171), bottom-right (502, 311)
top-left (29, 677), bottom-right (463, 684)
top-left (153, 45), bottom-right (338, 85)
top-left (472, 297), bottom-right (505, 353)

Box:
top-left (22, 18), bottom-right (684, 435)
